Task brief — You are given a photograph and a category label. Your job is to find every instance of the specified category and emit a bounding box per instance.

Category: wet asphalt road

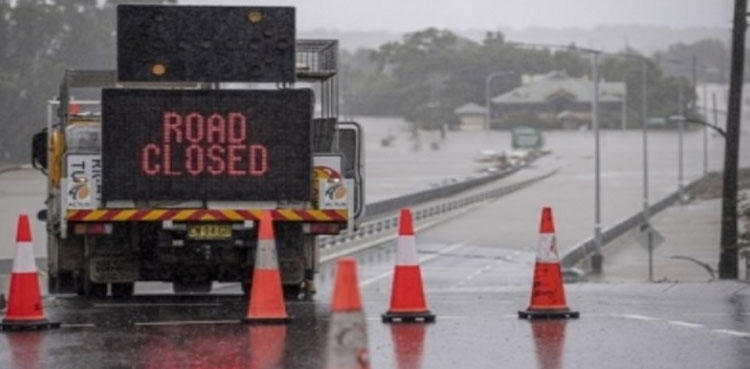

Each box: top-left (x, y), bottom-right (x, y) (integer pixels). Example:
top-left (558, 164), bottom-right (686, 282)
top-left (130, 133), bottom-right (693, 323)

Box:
top-left (1, 208), bottom-right (749, 369)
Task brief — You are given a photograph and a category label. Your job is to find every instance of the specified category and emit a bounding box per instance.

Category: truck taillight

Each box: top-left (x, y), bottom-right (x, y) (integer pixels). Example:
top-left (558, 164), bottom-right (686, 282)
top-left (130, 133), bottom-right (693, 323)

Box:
top-left (73, 223), bottom-right (113, 235)
top-left (307, 223), bottom-right (341, 235)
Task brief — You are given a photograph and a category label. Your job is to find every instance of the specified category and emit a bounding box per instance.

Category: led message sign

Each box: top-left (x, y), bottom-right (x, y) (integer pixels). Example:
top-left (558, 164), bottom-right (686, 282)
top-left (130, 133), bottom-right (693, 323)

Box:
top-left (101, 89), bottom-right (312, 201)
top-left (117, 5), bottom-right (296, 83)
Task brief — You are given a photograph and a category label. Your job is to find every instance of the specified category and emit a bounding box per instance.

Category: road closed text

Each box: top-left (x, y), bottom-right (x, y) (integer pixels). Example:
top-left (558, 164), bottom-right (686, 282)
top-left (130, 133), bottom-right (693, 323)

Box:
top-left (140, 112), bottom-right (268, 176)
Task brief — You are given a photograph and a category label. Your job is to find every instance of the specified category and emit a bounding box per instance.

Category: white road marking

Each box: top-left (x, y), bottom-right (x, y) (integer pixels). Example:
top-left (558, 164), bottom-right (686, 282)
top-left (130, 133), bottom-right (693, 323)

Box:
top-left (61, 323), bottom-right (96, 328)
top-left (712, 329), bottom-right (750, 338)
top-left (94, 302), bottom-right (221, 308)
top-left (134, 320), bottom-right (239, 327)
top-left (365, 315), bottom-right (468, 321)
top-left (667, 321), bottom-right (704, 329)
top-left (621, 314), bottom-right (659, 321)
top-left (359, 242), bottom-right (466, 287)
top-left (450, 258), bottom-right (505, 288)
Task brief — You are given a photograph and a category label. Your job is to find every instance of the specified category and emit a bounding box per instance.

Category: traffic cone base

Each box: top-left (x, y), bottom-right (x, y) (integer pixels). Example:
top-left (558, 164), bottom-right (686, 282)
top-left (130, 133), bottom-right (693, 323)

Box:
top-left (1, 319), bottom-right (61, 331)
top-left (518, 308), bottom-right (579, 319)
top-left (382, 310), bottom-right (435, 323)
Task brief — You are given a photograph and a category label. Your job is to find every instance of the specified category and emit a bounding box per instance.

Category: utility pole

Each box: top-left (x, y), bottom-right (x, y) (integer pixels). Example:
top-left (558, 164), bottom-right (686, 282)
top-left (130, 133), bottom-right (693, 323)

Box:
top-left (591, 52), bottom-right (603, 273)
top-left (719, 0), bottom-right (746, 279)
top-left (641, 59), bottom-right (653, 281)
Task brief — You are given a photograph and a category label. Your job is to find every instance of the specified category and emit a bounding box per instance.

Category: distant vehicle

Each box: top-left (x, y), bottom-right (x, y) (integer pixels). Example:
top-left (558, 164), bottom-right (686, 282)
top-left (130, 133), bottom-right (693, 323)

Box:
top-left (475, 149), bottom-right (502, 163)
top-left (30, 5), bottom-right (365, 298)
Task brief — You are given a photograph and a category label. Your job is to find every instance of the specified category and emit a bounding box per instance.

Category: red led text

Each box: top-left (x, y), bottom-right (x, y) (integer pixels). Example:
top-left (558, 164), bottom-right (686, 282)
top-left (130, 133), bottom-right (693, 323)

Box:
top-left (140, 112), bottom-right (268, 177)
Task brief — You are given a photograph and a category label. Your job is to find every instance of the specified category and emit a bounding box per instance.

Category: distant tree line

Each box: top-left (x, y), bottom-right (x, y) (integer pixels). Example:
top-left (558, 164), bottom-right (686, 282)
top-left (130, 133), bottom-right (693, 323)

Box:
top-left (340, 29), bottom-right (728, 130)
top-left (0, 0), bottom-right (174, 163)
top-left (0, 1), bottom-right (732, 162)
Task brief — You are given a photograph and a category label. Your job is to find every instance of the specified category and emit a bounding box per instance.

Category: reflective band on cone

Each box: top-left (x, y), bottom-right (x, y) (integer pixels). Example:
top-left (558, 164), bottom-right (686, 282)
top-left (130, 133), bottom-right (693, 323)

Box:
top-left (382, 208), bottom-right (435, 323)
top-left (519, 207), bottom-right (579, 319)
top-left (243, 211), bottom-right (289, 324)
top-left (1, 214), bottom-right (60, 331)
top-left (325, 258), bottom-right (371, 369)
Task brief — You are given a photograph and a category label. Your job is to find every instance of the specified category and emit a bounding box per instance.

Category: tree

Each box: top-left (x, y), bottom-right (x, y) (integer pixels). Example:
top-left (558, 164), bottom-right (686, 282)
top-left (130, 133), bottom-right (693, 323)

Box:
top-left (341, 29), bottom-right (691, 129)
top-left (0, 0), bottom-right (116, 162)
top-left (0, 0), bottom-right (174, 162)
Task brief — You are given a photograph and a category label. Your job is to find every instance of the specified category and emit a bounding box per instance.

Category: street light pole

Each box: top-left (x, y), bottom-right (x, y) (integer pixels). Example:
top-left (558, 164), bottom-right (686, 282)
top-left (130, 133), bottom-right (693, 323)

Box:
top-left (485, 71), bottom-right (514, 131)
top-left (702, 85), bottom-right (709, 175)
top-left (677, 79), bottom-right (685, 199)
top-left (591, 52), bottom-right (603, 273)
top-left (640, 59), bottom-right (653, 282)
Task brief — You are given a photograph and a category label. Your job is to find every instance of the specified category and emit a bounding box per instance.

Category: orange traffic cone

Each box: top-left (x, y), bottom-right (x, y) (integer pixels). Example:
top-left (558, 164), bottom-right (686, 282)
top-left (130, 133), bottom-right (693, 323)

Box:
top-left (243, 211), bottom-right (289, 324)
top-left (324, 258), bottom-right (370, 369)
top-left (518, 207), bottom-right (579, 319)
top-left (1, 214), bottom-right (59, 331)
top-left (382, 209), bottom-right (435, 323)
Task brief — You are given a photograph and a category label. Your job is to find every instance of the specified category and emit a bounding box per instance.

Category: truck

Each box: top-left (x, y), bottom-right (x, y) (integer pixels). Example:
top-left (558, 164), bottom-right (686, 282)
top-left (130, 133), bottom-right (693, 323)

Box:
top-left (29, 5), bottom-right (365, 298)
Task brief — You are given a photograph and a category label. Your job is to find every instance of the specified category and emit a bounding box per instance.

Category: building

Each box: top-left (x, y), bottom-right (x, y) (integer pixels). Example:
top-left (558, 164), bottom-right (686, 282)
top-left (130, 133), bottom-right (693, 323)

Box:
top-left (490, 71), bottom-right (627, 130)
top-left (453, 102), bottom-right (487, 131)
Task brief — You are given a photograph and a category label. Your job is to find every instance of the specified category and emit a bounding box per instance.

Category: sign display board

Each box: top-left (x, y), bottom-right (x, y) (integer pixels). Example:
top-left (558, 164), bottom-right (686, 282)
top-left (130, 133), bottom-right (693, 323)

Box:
top-left (101, 88), bottom-right (312, 201)
top-left (117, 5), bottom-right (296, 82)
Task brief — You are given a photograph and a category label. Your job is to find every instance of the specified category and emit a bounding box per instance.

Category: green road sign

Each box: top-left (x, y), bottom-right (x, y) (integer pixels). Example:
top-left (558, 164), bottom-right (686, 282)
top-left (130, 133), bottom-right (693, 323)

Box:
top-left (511, 126), bottom-right (544, 150)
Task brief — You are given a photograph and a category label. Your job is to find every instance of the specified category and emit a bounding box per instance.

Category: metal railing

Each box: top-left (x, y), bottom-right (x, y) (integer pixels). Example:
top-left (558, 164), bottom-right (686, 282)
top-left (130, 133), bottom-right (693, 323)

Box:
top-left (561, 176), bottom-right (706, 268)
top-left (320, 166), bottom-right (558, 260)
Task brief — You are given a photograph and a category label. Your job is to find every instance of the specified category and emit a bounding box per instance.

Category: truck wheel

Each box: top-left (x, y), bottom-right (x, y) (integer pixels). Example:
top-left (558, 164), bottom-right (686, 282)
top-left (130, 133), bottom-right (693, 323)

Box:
top-left (80, 277), bottom-right (107, 298)
top-left (173, 280), bottom-right (212, 294)
top-left (111, 283), bottom-right (135, 298)
top-left (283, 284), bottom-right (303, 300)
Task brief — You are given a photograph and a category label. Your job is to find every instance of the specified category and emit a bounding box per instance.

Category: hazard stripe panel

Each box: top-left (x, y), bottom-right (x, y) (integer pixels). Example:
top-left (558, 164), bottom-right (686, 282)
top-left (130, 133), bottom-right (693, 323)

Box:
top-left (66, 209), bottom-right (348, 222)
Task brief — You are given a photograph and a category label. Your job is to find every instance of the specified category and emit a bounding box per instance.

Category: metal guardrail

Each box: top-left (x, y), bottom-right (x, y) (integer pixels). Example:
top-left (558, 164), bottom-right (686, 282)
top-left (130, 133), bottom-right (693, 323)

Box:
top-left (560, 176), bottom-right (706, 269)
top-left (320, 167), bottom-right (558, 260)
top-left (0, 158), bottom-right (552, 272)
top-left (362, 166), bottom-right (523, 221)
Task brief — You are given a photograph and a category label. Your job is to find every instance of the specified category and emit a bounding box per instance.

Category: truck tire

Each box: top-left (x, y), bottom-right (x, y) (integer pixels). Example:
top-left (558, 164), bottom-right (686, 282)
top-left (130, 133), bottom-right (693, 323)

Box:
top-left (283, 284), bottom-right (303, 299)
top-left (111, 283), bottom-right (134, 298)
top-left (80, 277), bottom-right (107, 298)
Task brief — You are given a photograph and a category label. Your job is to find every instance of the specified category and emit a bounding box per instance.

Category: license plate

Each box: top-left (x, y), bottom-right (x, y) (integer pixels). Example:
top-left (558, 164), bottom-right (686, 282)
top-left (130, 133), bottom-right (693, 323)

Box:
top-left (187, 224), bottom-right (232, 240)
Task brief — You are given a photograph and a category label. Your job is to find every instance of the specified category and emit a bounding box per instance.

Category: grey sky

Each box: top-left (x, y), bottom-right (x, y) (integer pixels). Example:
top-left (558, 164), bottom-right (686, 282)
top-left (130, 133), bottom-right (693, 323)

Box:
top-left (184, 0), bottom-right (733, 31)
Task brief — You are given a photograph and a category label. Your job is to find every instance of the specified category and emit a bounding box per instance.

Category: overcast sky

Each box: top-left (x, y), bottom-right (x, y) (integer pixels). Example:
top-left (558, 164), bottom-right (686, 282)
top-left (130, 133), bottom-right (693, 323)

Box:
top-left (183, 0), bottom-right (734, 31)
